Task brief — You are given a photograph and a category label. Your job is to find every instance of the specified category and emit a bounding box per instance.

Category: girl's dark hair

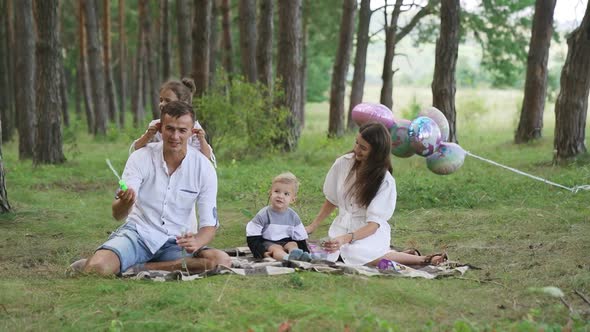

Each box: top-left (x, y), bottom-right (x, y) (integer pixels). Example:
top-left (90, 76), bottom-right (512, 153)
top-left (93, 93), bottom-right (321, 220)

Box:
top-left (345, 122), bottom-right (393, 208)
top-left (160, 77), bottom-right (196, 104)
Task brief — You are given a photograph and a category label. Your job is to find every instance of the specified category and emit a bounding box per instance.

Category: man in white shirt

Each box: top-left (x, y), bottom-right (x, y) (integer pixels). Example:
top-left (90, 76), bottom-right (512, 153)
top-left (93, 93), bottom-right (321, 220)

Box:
top-left (84, 101), bottom-right (231, 276)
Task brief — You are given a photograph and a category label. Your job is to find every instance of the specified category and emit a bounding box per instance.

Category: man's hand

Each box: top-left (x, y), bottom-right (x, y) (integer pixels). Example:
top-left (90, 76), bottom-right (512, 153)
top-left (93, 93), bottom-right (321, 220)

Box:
top-left (112, 188), bottom-right (136, 220)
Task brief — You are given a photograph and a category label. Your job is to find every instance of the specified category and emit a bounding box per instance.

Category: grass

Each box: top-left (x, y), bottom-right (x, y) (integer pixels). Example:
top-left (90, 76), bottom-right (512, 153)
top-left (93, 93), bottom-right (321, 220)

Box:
top-left (1, 88), bottom-right (590, 331)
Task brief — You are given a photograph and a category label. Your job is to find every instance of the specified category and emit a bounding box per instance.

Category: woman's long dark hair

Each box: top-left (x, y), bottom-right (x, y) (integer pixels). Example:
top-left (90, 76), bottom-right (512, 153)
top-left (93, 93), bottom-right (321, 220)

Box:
top-left (346, 122), bottom-right (393, 208)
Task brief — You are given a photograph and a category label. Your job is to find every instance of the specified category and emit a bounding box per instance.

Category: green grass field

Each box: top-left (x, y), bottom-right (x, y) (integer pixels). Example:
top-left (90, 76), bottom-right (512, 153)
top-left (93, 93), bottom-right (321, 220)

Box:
top-left (1, 88), bottom-right (589, 331)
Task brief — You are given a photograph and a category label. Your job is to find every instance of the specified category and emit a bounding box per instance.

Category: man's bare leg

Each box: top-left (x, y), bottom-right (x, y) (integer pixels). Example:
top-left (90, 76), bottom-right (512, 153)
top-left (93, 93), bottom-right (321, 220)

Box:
top-left (84, 250), bottom-right (121, 276)
top-left (144, 248), bottom-right (231, 273)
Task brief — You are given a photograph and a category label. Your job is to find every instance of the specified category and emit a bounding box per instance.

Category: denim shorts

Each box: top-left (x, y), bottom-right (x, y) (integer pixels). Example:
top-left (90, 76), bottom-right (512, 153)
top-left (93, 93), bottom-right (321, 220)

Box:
top-left (97, 222), bottom-right (202, 273)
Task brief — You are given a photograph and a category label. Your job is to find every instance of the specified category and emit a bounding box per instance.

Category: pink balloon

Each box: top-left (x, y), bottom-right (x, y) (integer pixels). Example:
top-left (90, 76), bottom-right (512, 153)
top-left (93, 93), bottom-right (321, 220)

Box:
top-left (408, 116), bottom-right (442, 157)
top-left (389, 119), bottom-right (414, 158)
top-left (351, 103), bottom-right (395, 128)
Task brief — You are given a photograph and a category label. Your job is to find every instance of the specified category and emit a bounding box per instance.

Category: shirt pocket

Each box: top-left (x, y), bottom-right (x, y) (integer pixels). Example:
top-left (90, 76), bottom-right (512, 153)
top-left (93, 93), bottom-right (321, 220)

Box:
top-left (173, 190), bottom-right (198, 212)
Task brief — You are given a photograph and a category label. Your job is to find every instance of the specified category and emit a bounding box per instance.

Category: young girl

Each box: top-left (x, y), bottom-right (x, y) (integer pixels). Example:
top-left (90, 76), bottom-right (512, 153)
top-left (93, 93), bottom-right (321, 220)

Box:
top-left (246, 172), bottom-right (311, 262)
top-left (129, 78), bottom-right (216, 167)
top-left (305, 122), bottom-right (447, 266)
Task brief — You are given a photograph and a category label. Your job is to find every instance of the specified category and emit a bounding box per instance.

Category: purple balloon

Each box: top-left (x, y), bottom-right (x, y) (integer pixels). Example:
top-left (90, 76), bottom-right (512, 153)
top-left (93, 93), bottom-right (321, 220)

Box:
top-left (426, 142), bottom-right (466, 175)
top-left (408, 116), bottom-right (442, 157)
top-left (389, 119), bottom-right (414, 158)
top-left (418, 106), bottom-right (450, 142)
top-left (351, 103), bottom-right (395, 128)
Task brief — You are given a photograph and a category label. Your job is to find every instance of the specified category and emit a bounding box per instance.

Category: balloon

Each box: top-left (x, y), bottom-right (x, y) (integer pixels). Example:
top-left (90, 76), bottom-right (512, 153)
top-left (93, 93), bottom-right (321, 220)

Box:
top-left (351, 103), bottom-right (395, 128)
top-left (389, 119), bottom-right (414, 158)
top-left (418, 106), bottom-right (450, 141)
top-left (426, 142), bottom-right (466, 175)
top-left (408, 116), bottom-right (442, 157)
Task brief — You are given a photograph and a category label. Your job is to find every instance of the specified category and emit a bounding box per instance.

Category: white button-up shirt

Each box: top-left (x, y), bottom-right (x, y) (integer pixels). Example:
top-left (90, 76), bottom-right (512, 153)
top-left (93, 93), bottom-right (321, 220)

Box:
top-left (122, 142), bottom-right (218, 253)
top-left (324, 153), bottom-right (397, 265)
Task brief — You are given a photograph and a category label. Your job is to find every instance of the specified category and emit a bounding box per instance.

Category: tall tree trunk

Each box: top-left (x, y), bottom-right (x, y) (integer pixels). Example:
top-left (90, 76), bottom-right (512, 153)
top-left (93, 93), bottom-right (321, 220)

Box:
top-left (0, 0), bottom-right (14, 143)
top-left (239, 0), bottom-right (257, 83)
top-left (118, 0), bottom-right (126, 127)
top-left (257, 0), bottom-right (273, 90)
top-left (209, 0), bottom-right (219, 87)
top-left (347, 0), bottom-right (371, 131)
top-left (6, 0), bottom-right (15, 141)
top-left (0, 124), bottom-right (11, 213)
top-left (58, 1), bottom-right (69, 128)
top-left (432, 0), bottom-right (460, 143)
top-left (300, 0), bottom-right (307, 128)
top-left (14, 0), bottom-right (35, 159)
top-left (85, 0), bottom-right (108, 135)
top-left (192, 0), bottom-right (211, 98)
top-left (328, 0), bottom-right (356, 138)
top-left (220, 0), bottom-right (233, 78)
top-left (75, 63), bottom-right (82, 117)
top-left (139, 0), bottom-right (159, 119)
top-left (379, 0), bottom-right (402, 109)
top-left (176, 0), bottom-right (192, 77)
top-left (277, 0), bottom-right (303, 151)
top-left (132, 26), bottom-right (144, 127)
top-left (79, 0), bottom-right (94, 133)
top-left (515, 0), bottom-right (556, 144)
top-left (103, 0), bottom-right (119, 125)
top-left (553, 3), bottom-right (590, 163)
top-left (33, 0), bottom-right (65, 165)
top-left (161, 0), bottom-right (171, 81)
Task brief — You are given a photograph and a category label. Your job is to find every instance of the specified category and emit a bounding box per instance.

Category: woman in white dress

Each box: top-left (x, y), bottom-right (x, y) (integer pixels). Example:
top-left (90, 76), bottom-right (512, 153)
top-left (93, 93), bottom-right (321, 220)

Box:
top-left (305, 122), bottom-right (446, 266)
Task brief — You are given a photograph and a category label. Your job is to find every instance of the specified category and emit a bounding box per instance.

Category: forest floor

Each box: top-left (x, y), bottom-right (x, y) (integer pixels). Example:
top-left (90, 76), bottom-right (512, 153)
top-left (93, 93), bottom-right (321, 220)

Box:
top-left (1, 88), bottom-right (589, 331)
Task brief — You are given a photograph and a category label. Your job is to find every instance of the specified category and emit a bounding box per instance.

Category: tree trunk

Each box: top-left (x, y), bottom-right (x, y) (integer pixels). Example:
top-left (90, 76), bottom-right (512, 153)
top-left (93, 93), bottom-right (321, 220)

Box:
top-left (553, 3), bottom-right (590, 163)
top-left (33, 0), bottom-right (65, 165)
top-left (85, 0), bottom-right (108, 135)
top-left (57, 1), bottom-right (69, 128)
top-left (0, 0), bottom-right (14, 143)
top-left (0, 124), bottom-right (11, 213)
top-left (176, 0), bottom-right (192, 77)
top-left (220, 0), bottom-right (233, 78)
top-left (239, 0), bottom-right (257, 83)
top-left (192, 0), bottom-right (211, 98)
top-left (277, 0), bottom-right (303, 151)
top-left (118, 0), bottom-right (126, 127)
top-left (347, 0), bottom-right (371, 131)
top-left (379, 0), bottom-right (402, 109)
top-left (299, 1), bottom-right (306, 128)
top-left (328, 0), bottom-right (356, 138)
top-left (257, 0), bottom-right (273, 90)
top-left (432, 0), bottom-right (460, 143)
top-left (514, 0), bottom-right (556, 144)
top-left (132, 26), bottom-right (144, 127)
top-left (139, 0), bottom-right (159, 119)
top-left (161, 0), bottom-right (171, 81)
top-left (103, 0), bottom-right (119, 126)
top-left (79, 0), bottom-right (94, 133)
top-left (6, 0), bottom-right (15, 141)
top-left (208, 0), bottom-right (218, 87)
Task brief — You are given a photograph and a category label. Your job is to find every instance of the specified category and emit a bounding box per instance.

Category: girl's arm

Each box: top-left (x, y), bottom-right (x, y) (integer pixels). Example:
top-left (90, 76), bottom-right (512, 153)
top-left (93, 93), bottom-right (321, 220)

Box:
top-left (194, 128), bottom-right (212, 159)
top-left (133, 120), bottom-right (160, 151)
top-left (305, 199), bottom-right (337, 234)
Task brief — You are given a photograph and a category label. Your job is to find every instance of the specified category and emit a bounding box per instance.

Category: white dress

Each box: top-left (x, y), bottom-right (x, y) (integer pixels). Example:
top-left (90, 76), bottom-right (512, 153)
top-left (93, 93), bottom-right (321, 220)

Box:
top-left (324, 153), bottom-right (397, 265)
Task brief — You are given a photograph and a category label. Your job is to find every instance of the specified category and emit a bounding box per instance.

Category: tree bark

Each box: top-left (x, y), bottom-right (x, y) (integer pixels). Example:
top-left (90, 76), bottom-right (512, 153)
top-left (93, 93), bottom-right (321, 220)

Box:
top-left (176, 0), bottom-right (192, 77)
top-left (0, 0), bottom-right (14, 143)
top-left (239, 0), bottom-right (257, 83)
top-left (0, 124), bottom-right (11, 213)
top-left (33, 0), bottom-right (65, 165)
top-left (139, 0), bottom-right (159, 119)
top-left (132, 21), bottom-right (144, 127)
top-left (192, 0), bottom-right (211, 98)
top-left (14, 0), bottom-right (36, 159)
top-left (514, 0), bottom-right (556, 143)
top-left (118, 0), bottom-right (126, 127)
top-left (208, 0), bottom-right (219, 87)
top-left (161, 0), bottom-right (171, 81)
top-left (257, 0), bottom-right (273, 90)
top-left (328, 0), bottom-right (356, 137)
top-left (79, 0), bottom-right (94, 133)
top-left (432, 0), bottom-right (460, 143)
top-left (85, 0), bottom-right (108, 135)
top-left (347, 0), bottom-right (371, 131)
top-left (103, 0), bottom-right (119, 126)
top-left (277, 0), bottom-right (303, 151)
top-left (379, 0), bottom-right (402, 109)
top-left (553, 3), bottom-right (590, 163)
top-left (220, 0), bottom-right (233, 78)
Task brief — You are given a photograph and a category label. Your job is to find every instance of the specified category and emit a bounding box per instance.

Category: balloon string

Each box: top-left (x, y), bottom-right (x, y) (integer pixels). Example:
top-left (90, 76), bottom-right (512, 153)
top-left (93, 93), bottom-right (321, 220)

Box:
top-left (465, 151), bottom-right (590, 194)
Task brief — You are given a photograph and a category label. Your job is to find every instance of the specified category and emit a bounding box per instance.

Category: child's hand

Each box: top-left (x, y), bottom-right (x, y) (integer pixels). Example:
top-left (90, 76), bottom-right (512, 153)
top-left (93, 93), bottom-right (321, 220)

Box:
top-left (146, 119), bottom-right (161, 137)
top-left (193, 128), bottom-right (206, 141)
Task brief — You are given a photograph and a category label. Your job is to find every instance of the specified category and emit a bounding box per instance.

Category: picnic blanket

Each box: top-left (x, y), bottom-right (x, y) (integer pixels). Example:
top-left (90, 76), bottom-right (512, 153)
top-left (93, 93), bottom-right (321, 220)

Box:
top-left (123, 247), bottom-right (472, 282)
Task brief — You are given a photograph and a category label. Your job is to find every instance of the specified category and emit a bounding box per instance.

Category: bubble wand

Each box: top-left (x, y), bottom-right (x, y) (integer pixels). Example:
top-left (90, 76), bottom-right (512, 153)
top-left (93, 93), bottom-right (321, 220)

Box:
top-left (106, 159), bottom-right (127, 191)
